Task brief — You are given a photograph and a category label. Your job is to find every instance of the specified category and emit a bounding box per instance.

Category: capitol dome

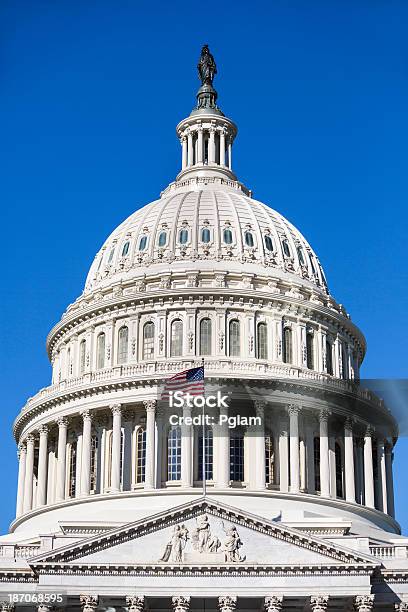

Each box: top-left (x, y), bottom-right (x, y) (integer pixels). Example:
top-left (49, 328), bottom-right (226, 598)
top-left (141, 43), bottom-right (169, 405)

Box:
top-left (4, 46), bottom-right (407, 612)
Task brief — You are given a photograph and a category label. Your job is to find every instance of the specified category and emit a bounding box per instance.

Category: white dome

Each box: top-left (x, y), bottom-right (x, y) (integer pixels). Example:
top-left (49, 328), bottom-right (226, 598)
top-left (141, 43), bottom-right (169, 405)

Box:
top-left (85, 183), bottom-right (328, 295)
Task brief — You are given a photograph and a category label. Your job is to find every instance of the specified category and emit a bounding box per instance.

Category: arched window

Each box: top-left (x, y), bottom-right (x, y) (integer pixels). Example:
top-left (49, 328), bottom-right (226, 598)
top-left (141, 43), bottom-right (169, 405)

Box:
top-left (283, 327), bottom-right (292, 364)
top-left (67, 347), bottom-right (72, 377)
top-left (314, 437), bottom-right (320, 492)
top-left (201, 227), bottom-right (211, 243)
top-left (197, 426), bottom-right (213, 481)
top-left (265, 435), bottom-right (275, 485)
top-left (170, 319), bottom-right (183, 357)
top-left (121, 241), bottom-right (130, 257)
top-left (107, 430), bottom-right (125, 488)
top-left (230, 434), bottom-right (244, 481)
top-left (264, 235), bottom-right (274, 252)
top-left (107, 248), bottom-right (115, 264)
top-left (282, 239), bottom-right (291, 257)
top-left (118, 326), bottom-right (129, 364)
top-left (199, 318), bottom-right (212, 356)
top-left (223, 228), bottom-right (233, 245)
top-left (245, 231), bottom-right (254, 247)
top-left (79, 339), bottom-right (86, 374)
top-left (309, 254), bottom-right (317, 275)
top-left (326, 340), bottom-right (333, 375)
top-left (229, 320), bottom-right (240, 357)
top-left (139, 235), bottom-right (148, 251)
top-left (96, 332), bottom-right (105, 369)
top-left (90, 435), bottom-right (98, 493)
top-left (167, 426), bottom-right (181, 481)
top-left (135, 427), bottom-right (146, 484)
top-left (68, 441), bottom-right (77, 498)
top-left (158, 231), bottom-right (167, 247)
top-left (143, 322), bottom-right (155, 360)
top-left (306, 332), bottom-right (314, 370)
top-left (297, 246), bottom-right (305, 265)
top-left (257, 322), bottom-right (268, 359)
top-left (179, 229), bottom-right (189, 245)
top-left (335, 442), bottom-right (343, 498)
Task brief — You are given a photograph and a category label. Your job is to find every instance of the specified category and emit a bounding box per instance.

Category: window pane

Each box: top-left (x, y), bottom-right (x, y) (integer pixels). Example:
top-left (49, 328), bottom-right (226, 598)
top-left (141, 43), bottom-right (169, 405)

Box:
top-left (118, 327), bottom-right (129, 364)
top-left (158, 231), bottom-right (167, 247)
top-left (229, 320), bottom-right (240, 357)
top-left (69, 442), bottom-right (77, 498)
top-left (282, 239), bottom-right (291, 257)
top-left (143, 322), bottom-right (155, 360)
top-left (326, 340), bottom-right (333, 375)
top-left (171, 320), bottom-right (183, 357)
top-left (97, 333), bottom-right (105, 369)
top-left (122, 241), bottom-right (130, 256)
top-left (139, 236), bottom-right (148, 251)
top-left (297, 246), bottom-right (305, 265)
top-left (306, 333), bottom-right (314, 369)
top-left (179, 229), bottom-right (188, 244)
top-left (230, 435), bottom-right (244, 481)
top-left (198, 426), bottom-right (213, 480)
top-left (223, 229), bottom-right (233, 244)
top-left (90, 435), bottom-right (98, 492)
top-left (264, 235), bottom-right (274, 252)
top-left (135, 428), bottom-right (146, 484)
top-left (199, 318), bottom-right (212, 356)
top-left (283, 328), bottom-right (292, 364)
top-left (245, 231), bottom-right (254, 247)
top-left (167, 426), bottom-right (181, 480)
top-left (265, 435), bottom-right (275, 484)
top-left (257, 323), bottom-right (268, 359)
top-left (108, 248), bottom-right (115, 263)
top-left (79, 340), bottom-right (86, 374)
top-left (201, 228), bottom-right (211, 243)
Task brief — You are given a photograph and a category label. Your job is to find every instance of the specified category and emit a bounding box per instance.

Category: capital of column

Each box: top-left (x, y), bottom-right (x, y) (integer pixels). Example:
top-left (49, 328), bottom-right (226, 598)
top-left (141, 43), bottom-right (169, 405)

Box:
top-left (354, 595), bottom-right (374, 612)
top-left (144, 399), bottom-right (157, 413)
top-left (365, 425), bottom-right (375, 438)
top-left (287, 403), bottom-right (301, 416)
top-left (172, 596), bottom-right (190, 612)
top-left (264, 596), bottom-right (283, 612)
top-left (310, 596), bottom-right (329, 612)
top-left (17, 442), bottom-right (27, 458)
top-left (218, 597), bottom-right (237, 612)
top-left (56, 416), bottom-right (69, 428)
top-left (0, 603), bottom-right (15, 612)
top-left (38, 605), bottom-right (53, 612)
top-left (80, 409), bottom-right (93, 423)
top-left (344, 416), bottom-right (355, 431)
top-left (395, 604), bottom-right (408, 612)
top-left (319, 408), bottom-right (331, 423)
top-left (254, 400), bottom-right (266, 418)
top-left (110, 403), bottom-right (122, 416)
top-left (125, 596), bottom-right (145, 612)
top-left (79, 595), bottom-right (99, 612)
top-left (25, 434), bottom-right (35, 446)
top-left (38, 424), bottom-right (49, 437)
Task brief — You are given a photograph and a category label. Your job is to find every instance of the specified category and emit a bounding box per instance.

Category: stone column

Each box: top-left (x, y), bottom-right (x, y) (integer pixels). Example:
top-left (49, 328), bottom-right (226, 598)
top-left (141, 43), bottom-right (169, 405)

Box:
top-left (197, 127), bottom-right (203, 164)
top-left (264, 596), bottom-right (283, 612)
top-left (344, 417), bottom-right (356, 503)
top-left (220, 129), bottom-right (226, 166)
top-left (209, 128), bottom-right (215, 163)
top-left (23, 434), bottom-right (35, 513)
top-left (79, 595), bottom-right (98, 612)
top-left (364, 426), bottom-right (375, 508)
top-left (310, 596), bottom-right (329, 612)
top-left (385, 441), bottom-right (395, 517)
top-left (37, 425), bottom-right (49, 506)
top-left (181, 403), bottom-right (193, 487)
top-left (110, 404), bottom-right (122, 493)
top-left (80, 410), bottom-right (93, 496)
top-left (218, 597), bottom-right (237, 612)
top-left (125, 596), bottom-right (145, 612)
top-left (187, 131), bottom-right (193, 166)
top-left (181, 136), bottom-right (187, 169)
top-left (319, 409), bottom-right (330, 497)
top-left (279, 428), bottom-right (289, 493)
top-left (288, 404), bottom-right (300, 493)
top-left (56, 417), bottom-right (68, 502)
top-left (253, 401), bottom-right (266, 490)
top-left (172, 596), bottom-right (190, 612)
top-left (144, 400), bottom-right (156, 490)
top-left (376, 438), bottom-right (387, 512)
top-left (217, 405), bottom-right (230, 488)
top-left (16, 443), bottom-right (27, 517)
top-left (354, 595), bottom-right (374, 612)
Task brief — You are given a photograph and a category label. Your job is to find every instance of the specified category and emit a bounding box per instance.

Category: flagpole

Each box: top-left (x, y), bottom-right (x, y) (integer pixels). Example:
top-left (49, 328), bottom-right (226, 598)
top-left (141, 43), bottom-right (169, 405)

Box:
top-left (201, 357), bottom-right (206, 498)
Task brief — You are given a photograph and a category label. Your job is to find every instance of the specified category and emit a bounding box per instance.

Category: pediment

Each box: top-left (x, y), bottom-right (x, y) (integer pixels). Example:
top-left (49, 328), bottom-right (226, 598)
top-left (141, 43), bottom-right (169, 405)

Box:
top-left (30, 497), bottom-right (377, 572)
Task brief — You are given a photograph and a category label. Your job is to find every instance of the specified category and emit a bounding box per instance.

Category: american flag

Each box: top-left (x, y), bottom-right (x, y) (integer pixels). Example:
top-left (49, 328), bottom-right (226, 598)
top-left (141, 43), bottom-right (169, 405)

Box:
top-left (161, 366), bottom-right (205, 401)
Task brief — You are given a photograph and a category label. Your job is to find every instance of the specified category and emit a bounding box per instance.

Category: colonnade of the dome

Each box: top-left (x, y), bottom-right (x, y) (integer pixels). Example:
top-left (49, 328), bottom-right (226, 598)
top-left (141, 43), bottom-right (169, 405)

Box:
top-left (15, 398), bottom-right (395, 523)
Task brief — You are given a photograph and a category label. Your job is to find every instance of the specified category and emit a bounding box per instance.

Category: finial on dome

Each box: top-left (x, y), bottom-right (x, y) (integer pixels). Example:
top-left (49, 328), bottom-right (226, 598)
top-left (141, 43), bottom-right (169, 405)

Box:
top-left (196, 45), bottom-right (218, 110)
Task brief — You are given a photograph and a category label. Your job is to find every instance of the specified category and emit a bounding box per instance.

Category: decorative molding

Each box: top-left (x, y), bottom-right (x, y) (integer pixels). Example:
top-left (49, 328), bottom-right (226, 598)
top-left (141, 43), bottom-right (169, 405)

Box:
top-left (125, 595), bottom-right (145, 612)
top-left (218, 596), bottom-right (237, 612)
top-left (172, 596), bottom-right (190, 612)
top-left (354, 596), bottom-right (374, 612)
top-left (79, 595), bottom-right (98, 612)
top-left (310, 595), bottom-right (329, 612)
top-left (264, 596), bottom-right (283, 612)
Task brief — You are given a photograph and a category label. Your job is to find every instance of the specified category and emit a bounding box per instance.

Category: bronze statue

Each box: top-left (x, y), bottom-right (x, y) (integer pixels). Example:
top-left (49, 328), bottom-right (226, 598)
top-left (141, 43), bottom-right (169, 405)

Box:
top-left (197, 45), bottom-right (217, 86)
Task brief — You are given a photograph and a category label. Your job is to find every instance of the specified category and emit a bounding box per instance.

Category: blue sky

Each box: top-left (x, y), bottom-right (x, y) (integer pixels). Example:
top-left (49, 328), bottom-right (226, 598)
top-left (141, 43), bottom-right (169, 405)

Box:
top-left (1, 1), bottom-right (407, 534)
